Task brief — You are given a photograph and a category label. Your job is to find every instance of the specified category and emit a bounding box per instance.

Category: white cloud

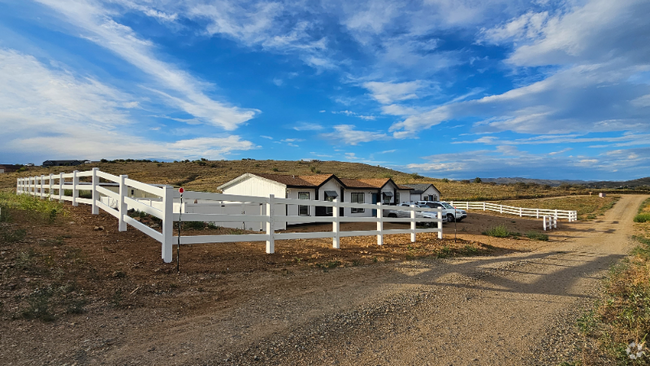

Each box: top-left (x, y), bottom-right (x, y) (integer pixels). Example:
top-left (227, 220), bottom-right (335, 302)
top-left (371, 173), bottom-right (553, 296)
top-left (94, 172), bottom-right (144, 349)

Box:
top-left (35, 0), bottom-right (258, 131)
top-left (293, 122), bottom-right (324, 131)
top-left (331, 110), bottom-right (376, 120)
top-left (453, 133), bottom-right (650, 148)
top-left (548, 148), bottom-right (572, 155)
top-left (320, 124), bottom-right (389, 145)
top-left (363, 80), bottom-right (424, 104)
top-left (496, 0), bottom-right (650, 67)
top-left (0, 48), bottom-right (256, 161)
top-left (405, 145), bottom-right (650, 178)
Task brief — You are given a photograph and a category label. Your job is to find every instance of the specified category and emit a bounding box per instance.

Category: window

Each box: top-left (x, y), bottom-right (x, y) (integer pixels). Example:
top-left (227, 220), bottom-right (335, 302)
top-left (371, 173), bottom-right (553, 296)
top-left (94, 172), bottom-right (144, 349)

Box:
top-left (395, 192), bottom-right (400, 204)
top-left (351, 192), bottom-right (365, 213)
top-left (324, 191), bottom-right (338, 215)
top-left (298, 192), bottom-right (310, 216)
top-left (382, 192), bottom-right (392, 204)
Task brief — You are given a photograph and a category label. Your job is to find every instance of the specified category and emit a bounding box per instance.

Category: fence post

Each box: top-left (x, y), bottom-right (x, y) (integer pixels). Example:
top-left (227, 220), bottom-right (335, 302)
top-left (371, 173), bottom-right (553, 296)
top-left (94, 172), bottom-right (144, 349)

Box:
top-left (48, 174), bottom-right (53, 200)
top-left (91, 168), bottom-right (99, 215)
top-left (483, 202), bottom-right (486, 211)
top-left (72, 170), bottom-right (79, 206)
top-left (161, 186), bottom-right (174, 263)
top-left (377, 202), bottom-right (383, 246)
top-left (519, 207), bottom-right (522, 217)
top-left (410, 205), bottom-right (416, 243)
top-left (500, 205), bottom-right (503, 214)
top-left (543, 216), bottom-right (547, 231)
top-left (332, 199), bottom-right (340, 249)
top-left (437, 207), bottom-right (443, 239)
top-left (16, 178), bottom-right (20, 194)
top-left (536, 209), bottom-right (539, 219)
top-left (553, 215), bottom-right (558, 229)
top-left (266, 194), bottom-right (275, 254)
top-left (58, 173), bottom-right (64, 202)
top-left (118, 175), bottom-right (128, 232)
top-left (39, 175), bottom-right (44, 199)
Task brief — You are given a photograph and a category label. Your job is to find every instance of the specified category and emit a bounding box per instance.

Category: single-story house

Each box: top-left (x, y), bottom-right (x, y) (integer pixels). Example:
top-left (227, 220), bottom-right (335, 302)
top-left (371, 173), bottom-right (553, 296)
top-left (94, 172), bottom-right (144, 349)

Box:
top-left (403, 183), bottom-right (441, 202)
top-left (42, 160), bottom-right (86, 167)
top-left (218, 173), bottom-right (414, 221)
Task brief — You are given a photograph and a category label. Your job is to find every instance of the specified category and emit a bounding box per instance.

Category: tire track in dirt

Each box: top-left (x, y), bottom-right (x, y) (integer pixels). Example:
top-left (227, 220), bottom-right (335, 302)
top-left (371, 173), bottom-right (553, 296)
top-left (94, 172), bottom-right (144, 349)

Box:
top-left (86, 195), bottom-right (647, 365)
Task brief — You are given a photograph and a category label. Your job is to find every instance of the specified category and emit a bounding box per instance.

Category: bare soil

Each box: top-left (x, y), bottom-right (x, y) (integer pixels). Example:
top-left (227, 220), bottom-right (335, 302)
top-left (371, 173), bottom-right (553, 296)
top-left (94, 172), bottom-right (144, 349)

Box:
top-left (1, 195), bottom-right (646, 365)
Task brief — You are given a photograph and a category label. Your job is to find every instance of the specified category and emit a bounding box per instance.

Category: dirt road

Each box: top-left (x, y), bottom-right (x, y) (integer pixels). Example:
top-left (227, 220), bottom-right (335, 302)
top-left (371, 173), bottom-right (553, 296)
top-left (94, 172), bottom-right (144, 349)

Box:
top-left (4, 195), bottom-right (646, 365)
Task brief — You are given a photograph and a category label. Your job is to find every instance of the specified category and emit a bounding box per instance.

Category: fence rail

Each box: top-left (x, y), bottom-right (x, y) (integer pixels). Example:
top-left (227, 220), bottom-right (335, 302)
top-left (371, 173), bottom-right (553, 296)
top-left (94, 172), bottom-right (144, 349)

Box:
top-left (447, 201), bottom-right (578, 222)
top-left (17, 169), bottom-right (444, 263)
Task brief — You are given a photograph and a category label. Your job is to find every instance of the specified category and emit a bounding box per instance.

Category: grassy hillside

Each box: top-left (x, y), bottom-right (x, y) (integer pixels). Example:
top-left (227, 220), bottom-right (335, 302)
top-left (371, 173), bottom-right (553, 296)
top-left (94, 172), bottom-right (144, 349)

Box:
top-left (0, 159), bottom-right (592, 201)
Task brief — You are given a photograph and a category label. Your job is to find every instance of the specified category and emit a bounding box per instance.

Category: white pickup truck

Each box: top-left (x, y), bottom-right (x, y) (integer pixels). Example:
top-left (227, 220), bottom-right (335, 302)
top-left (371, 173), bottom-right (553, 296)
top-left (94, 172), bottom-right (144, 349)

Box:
top-left (384, 202), bottom-right (445, 222)
top-left (416, 201), bottom-right (467, 223)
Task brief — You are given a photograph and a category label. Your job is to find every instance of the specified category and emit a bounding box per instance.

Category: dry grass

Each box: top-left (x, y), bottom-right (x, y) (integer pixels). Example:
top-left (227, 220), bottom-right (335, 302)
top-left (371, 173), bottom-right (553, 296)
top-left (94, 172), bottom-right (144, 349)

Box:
top-left (0, 160), bottom-right (592, 200)
top-left (575, 198), bottom-right (650, 365)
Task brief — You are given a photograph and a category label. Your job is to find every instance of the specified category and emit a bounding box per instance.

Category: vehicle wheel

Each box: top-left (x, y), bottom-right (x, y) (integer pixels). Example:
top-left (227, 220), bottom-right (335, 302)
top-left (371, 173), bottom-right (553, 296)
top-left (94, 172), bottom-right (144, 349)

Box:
top-left (447, 214), bottom-right (455, 222)
top-left (388, 213), bottom-right (397, 218)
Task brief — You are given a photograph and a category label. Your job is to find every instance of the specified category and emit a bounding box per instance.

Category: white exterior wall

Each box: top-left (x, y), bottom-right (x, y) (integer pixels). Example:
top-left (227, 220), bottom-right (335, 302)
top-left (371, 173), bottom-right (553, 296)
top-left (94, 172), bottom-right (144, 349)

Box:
top-left (100, 197), bottom-right (289, 231)
top-left (104, 185), bottom-right (165, 200)
top-left (396, 189), bottom-right (410, 204)
top-left (184, 201), bottom-right (288, 231)
top-left (344, 189), bottom-right (375, 217)
top-left (421, 186), bottom-right (440, 201)
top-left (409, 186), bottom-right (441, 202)
top-left (286, 187), bottom-right (316, 224)
top-left (221, 175), bottom-right (286, 198)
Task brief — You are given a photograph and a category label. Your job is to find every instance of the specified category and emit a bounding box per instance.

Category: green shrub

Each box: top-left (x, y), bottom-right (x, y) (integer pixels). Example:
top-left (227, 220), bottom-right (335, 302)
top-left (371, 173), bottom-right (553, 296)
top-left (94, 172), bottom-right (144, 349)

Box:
top-left (2, 227), bottom-right (26, 243)
top-left (483, 224), bottom-right (514, 238)
top-left (0, 205), bottom-right (10, 222)
top-left (183, 221), bottom-right (206, 230)
top-left (22, 288), bottom-right (55, 322)
top-left (0, 192), bottom-right (66, 224)
top-left (633, 213), bottom-right (650, 223)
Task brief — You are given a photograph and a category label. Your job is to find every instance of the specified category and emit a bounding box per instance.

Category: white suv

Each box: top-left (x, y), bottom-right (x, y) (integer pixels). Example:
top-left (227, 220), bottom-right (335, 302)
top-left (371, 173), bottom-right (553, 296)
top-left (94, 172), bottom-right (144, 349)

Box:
top-left (416, 201), bottom-right (467, 223)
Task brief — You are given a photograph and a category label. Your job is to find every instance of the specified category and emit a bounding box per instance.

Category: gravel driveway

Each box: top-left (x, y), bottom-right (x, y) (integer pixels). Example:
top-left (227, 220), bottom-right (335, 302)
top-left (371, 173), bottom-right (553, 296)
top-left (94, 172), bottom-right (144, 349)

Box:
top-left (4, 195), bottom-right (646, 365)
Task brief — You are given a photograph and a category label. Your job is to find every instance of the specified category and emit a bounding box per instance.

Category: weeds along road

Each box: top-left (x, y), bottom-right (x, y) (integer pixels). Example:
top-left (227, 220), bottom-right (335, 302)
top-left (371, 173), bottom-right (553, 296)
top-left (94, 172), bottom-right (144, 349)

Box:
top-left (80, 196), bottom-right (649, 365)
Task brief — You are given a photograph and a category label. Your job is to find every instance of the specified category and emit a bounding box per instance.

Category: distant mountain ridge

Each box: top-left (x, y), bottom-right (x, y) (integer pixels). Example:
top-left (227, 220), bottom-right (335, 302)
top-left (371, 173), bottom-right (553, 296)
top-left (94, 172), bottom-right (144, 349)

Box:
top-left (482, 177), bottom-right (592, 186)
top-left (482, 177), bottom-right (650, 188)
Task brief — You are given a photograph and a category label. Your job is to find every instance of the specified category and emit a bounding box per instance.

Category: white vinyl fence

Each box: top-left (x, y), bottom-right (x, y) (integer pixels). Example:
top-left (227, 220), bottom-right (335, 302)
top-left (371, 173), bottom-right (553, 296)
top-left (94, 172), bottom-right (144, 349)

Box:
top-left (17, 169), bottom-right (443, 263)
top-left (448, 201), bottom-right (578, 222)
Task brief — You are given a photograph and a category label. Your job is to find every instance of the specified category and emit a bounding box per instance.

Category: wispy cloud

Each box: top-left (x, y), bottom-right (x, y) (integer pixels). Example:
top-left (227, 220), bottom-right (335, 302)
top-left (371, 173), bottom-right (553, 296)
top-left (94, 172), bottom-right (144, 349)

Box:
top-left (321, 124), bottom-right (389, 145)
top-left (292, 122), bottom-right (324, 131)
top-left (35, 0), bottom-right (258, 131)
top-left (405, 144), bottom-right (650, 179)
top-left (331, 110), bottom-right (376, 120)
top-left (363, 80), bottom-right (425, 104)
top-left (0, 48), bottom-right (255, 161)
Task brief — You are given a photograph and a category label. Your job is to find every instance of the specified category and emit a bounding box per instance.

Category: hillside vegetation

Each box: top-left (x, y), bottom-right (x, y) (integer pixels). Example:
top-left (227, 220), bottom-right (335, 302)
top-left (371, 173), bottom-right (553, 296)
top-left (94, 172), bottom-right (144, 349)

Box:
top-left (0, 159), bottom-right (597, 201)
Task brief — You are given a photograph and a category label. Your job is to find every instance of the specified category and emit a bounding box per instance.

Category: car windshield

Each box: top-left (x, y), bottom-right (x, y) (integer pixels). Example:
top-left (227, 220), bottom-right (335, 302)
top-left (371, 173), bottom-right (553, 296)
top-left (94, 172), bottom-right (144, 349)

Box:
top-left (441, 203), bottom-right (454, 209)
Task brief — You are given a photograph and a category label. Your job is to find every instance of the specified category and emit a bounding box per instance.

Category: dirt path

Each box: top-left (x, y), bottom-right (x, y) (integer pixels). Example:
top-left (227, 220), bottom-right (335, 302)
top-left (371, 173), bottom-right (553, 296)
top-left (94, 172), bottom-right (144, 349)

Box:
top-left (3, 195), bottom-right (646, 365)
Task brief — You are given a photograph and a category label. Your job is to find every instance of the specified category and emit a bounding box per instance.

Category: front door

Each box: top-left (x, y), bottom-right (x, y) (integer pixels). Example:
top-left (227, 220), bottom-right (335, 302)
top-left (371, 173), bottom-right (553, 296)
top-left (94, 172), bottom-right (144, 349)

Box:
top-left (371, 193), bottom-right (378, 216)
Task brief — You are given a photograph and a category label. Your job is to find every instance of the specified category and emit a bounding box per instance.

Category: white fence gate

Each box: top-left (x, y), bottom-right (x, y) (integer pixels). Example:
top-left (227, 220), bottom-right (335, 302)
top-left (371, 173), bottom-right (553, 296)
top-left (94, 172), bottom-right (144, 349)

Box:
top-left (17, 169), bottom-right (444, 263)
top-left (448, 201), bottom-right (578, 222)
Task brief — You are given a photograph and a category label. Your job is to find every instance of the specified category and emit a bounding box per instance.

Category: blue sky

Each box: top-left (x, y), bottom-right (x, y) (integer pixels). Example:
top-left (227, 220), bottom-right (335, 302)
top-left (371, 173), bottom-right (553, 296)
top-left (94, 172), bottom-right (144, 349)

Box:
top-left (1, 0), bottom-right (649, 180)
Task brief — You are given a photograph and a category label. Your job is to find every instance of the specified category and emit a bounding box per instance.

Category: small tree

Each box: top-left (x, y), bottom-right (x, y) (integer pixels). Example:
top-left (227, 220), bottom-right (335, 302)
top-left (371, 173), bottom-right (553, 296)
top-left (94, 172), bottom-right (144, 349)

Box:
top-left (473, 177), bottom-right (482, 183)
